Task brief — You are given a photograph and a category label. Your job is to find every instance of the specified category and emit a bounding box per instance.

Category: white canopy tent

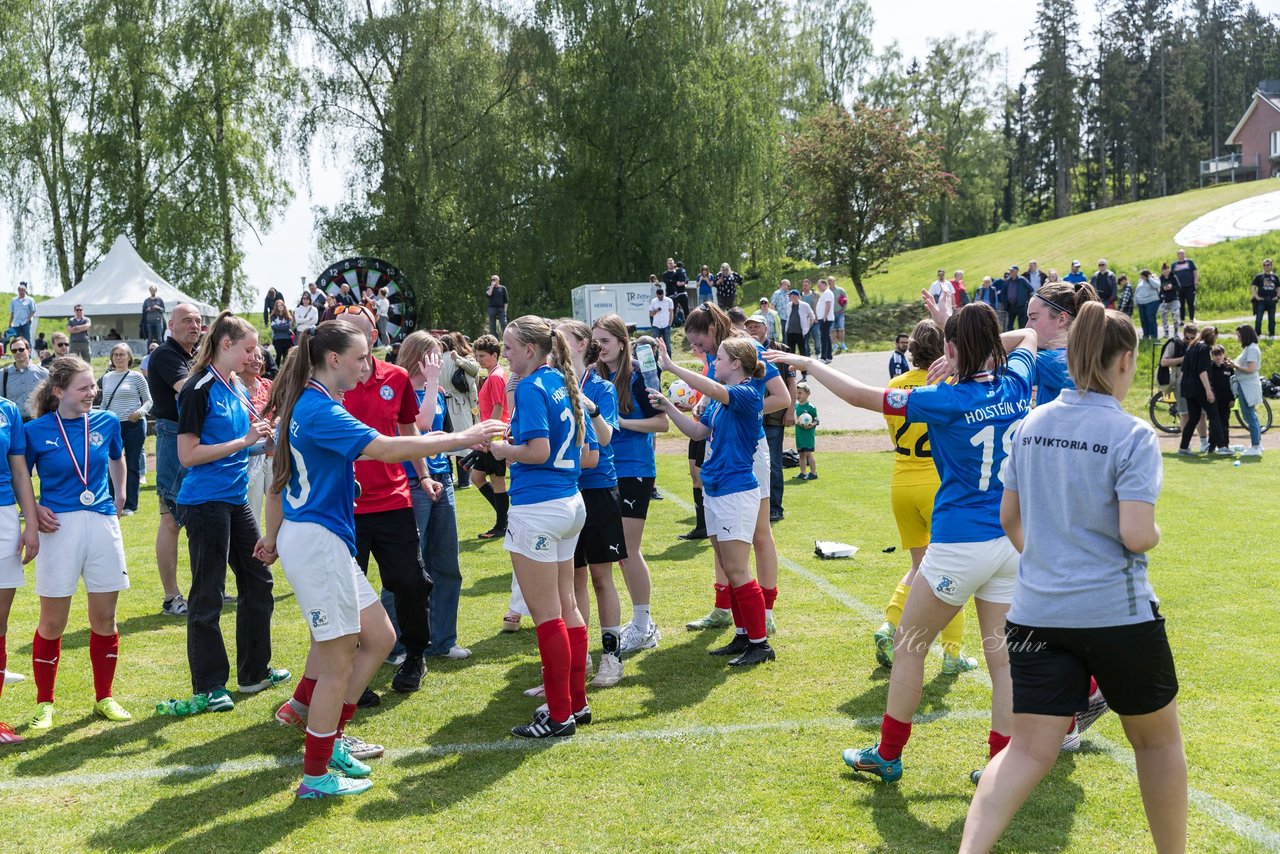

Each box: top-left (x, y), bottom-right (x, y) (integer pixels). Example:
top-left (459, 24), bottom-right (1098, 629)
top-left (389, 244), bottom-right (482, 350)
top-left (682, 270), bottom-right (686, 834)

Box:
top-left (35, 236), bottom-right (218, 352)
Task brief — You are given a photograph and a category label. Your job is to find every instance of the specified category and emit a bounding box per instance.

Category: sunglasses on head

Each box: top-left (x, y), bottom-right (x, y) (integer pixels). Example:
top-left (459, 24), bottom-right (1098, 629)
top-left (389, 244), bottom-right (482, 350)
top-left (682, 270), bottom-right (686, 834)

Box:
top-left (332, 304), bottom-right (377, 324)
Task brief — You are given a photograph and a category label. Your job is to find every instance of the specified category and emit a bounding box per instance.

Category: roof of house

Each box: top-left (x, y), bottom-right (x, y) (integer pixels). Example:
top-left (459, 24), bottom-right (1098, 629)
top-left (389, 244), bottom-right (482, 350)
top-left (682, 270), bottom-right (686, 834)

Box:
top-left (1225, 88), bottom-right (1280, 146)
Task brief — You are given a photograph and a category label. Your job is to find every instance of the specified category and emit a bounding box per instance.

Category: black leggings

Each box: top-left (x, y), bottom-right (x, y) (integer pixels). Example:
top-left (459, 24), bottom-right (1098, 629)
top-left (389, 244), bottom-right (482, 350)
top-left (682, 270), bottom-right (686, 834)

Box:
top-left (1179, 289), bottom-right (1196, 322)
top-left (274, 338), bottom-right (292, 364)
top-left (1180, 395), bottom-right (1227, 451)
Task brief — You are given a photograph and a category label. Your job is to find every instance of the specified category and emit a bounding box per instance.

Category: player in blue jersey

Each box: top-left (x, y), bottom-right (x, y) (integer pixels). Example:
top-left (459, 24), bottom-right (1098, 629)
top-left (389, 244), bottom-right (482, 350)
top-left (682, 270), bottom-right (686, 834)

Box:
top-left (650, 335), bottom-right (775, 666)
top-left (768, 302), bottom-right (1037, 782)
top-left (23, 357), bottom-right (131, 730)
top-left (0, 394), bottom-right (39, 743)
top-left (1022, 281), bottom-right (1098, 405)
top-left (682, 302), bottom-right (790, 634)
top-left (591, 314), bottom-right (668, 655)
top-left (488, 316), bottom-right (590, 738)
top-left (558, 318), bottom-right (628, 688)
top-left (174, 312), bottom-right (284, 713)
top-left (253, 320), bottom-right (502, 799)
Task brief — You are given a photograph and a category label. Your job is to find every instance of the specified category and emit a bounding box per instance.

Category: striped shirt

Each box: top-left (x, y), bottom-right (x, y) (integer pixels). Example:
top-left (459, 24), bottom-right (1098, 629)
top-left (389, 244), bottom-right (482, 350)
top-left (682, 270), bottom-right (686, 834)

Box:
top-left (95, 369), bottom-right (153, 420)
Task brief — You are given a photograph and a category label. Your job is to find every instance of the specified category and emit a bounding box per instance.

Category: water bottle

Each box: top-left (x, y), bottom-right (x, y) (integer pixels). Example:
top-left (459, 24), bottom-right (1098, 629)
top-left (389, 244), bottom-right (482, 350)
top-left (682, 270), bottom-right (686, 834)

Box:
top-left (636, 343), bottom-right (661, 393)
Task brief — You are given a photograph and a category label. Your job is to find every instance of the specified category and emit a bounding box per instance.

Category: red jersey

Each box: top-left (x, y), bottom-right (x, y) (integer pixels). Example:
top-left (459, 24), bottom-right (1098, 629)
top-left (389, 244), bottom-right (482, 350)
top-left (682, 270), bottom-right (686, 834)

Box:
top-left (343, 357), bottom-right (419, 514)
top-left (478, 366), bottom-right (510, 422)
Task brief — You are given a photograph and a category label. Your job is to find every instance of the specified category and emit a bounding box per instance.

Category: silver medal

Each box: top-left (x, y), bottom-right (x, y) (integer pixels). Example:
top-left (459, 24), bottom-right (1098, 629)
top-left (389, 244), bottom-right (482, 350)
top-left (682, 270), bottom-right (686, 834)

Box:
top-left (79, 489), bottom-right (94, 506)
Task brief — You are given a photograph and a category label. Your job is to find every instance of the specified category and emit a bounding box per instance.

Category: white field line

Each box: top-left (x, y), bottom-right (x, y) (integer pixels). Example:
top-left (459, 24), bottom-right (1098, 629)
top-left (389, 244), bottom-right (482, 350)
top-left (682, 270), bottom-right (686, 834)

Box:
top-left (662, 490), bottom-right (1280, 851)
top-left (0, 710), bottom-right (992, 792)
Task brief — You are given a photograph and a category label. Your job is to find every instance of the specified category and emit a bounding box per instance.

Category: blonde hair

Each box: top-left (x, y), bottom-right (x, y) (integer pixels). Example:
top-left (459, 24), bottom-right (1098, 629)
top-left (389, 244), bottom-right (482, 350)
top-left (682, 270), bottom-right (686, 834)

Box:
top-left (190, 311), bottom-right (257, 375)
top-left (30, 356), bottom-right (93, 418)
top-left (396, 330), bottom-right (442, 378)
top-left (507, 315), bottom-right (585, 447)
top-left (1066, 303), bottom-right (1137, 396)
top-left (555, 318), bottom-right (600, 366)
top-left (719, 335), bottom-right (766, 379)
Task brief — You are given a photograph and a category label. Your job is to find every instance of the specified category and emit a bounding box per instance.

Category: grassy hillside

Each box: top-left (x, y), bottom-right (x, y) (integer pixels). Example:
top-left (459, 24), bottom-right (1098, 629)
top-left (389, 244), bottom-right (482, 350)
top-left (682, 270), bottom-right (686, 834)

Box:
top-left (852, 179), bottom-right (1279, 314)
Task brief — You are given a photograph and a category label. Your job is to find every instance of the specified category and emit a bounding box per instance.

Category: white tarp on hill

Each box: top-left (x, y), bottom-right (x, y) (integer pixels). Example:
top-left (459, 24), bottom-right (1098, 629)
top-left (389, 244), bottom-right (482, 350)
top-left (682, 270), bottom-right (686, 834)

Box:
top-left (1174, 189), bottom-right (1280, 247)
top-left (37, 236), bottom-right (219, 338)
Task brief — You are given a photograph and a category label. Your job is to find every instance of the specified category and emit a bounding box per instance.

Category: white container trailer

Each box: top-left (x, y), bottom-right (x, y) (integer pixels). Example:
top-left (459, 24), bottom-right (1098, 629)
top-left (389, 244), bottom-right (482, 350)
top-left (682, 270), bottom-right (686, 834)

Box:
top-left (571, 283), bottom-right (653, 330)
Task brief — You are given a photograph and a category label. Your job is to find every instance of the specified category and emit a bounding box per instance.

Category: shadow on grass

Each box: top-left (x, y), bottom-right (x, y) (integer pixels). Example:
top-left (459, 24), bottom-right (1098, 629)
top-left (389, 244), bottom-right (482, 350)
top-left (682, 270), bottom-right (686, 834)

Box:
top-left (837, 670), bottom-right (962, 723)
top-left (10, 712), bottom-right (178, 776)
top-left (461, 569), bottom-right (515, 598)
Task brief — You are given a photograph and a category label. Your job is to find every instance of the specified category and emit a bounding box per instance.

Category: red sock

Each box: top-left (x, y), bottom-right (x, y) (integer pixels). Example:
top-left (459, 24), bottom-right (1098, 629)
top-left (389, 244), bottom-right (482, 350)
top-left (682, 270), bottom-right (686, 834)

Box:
top-left (989, 730), bottom-right (1011, 758)
top-left (1088, 676), bottom-right (1099, 696)
top-left (567, 625), bottom-right (588, 711)
top-left (337, 702), bottom-right (356, 735)
top-left (535, 619), bottom-right (572, 723)
top-left (32, 631), bottom-right (60, 705)
top-left (303, 728), bottom-right (337, 777)
top-left (878, 714), bottom-right (912, 761)
top-left (761, 586), bottom-right (778, 611)
top-left (89, 631), bottom-right (119, 702)
top-left (293, 676), bottom-right (318, 708)
top-left (730, 580), bottom-right (767, 642)
top-left (713, 583), bottom-right (731, 610)
top-left (0, 634), bottom-right (6, 700)
top-left (728, 585), bottom-right (744, 629)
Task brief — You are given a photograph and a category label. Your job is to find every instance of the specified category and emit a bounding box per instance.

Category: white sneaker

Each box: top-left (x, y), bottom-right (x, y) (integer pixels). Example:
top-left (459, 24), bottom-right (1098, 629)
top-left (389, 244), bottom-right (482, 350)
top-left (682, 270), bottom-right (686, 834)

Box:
top-left (1061, 720), bottom-right (1082, 752)
top-left (619, 621), bottom-right (661, 653)
top-left (1200, 439), bottom-right (1210, 452)
top-left (445, 646), bottom-right (471, 660)
top-left (384, 652), bottom-right (407, 667)
top-left (523, 683), bottom-right (546, 698)
top-left (1214, 447), bottom-right (1234, 456)
top-left (590, 653), bottom-right (623, 688)
top-left (1242, 446), bottom-right (1263, 457)
top-left (162, 594), bottom-right (188, 616)
top-left (3, 670), bottom-right (25, 685)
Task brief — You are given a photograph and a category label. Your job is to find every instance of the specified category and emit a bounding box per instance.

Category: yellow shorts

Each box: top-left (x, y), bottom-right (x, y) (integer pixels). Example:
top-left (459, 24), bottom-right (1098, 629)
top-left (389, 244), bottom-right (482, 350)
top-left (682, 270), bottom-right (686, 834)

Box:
top-left (891, 481), bottom-right (936, 550)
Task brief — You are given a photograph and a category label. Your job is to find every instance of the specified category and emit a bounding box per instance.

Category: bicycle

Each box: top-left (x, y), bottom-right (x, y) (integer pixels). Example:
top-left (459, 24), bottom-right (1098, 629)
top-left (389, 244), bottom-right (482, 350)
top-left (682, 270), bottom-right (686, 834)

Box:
top-left (1147, 388), bottom-right (1272, 435)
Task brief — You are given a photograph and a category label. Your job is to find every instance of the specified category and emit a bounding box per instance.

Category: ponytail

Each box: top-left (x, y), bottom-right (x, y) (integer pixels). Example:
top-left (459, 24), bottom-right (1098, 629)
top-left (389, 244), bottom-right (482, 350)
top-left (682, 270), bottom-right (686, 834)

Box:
top-left (1066, 302), bottom-right (1137, 396)
top-left (549, 329), bottom-right (586, 447)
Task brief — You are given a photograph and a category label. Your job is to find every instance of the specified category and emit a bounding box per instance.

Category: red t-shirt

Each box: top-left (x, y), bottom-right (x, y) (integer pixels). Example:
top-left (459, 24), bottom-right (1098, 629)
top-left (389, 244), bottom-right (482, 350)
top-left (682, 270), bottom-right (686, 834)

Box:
top-left (344, 357), bottom-right (419, 514)
top-left (478, 366), bottom-right (510, 422)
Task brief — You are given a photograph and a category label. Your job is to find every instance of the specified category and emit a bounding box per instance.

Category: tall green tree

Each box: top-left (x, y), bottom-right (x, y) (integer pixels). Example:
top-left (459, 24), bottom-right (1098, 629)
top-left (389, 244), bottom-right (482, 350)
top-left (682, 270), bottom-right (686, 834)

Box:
top-left (1026, 0), bottom-right (1081, 219)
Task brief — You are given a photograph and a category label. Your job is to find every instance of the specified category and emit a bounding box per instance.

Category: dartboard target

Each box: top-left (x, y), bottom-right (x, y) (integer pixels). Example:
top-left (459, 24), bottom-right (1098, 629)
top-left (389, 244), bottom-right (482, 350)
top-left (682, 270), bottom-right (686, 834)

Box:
top-left (313, 256), bottom-right (416, 342)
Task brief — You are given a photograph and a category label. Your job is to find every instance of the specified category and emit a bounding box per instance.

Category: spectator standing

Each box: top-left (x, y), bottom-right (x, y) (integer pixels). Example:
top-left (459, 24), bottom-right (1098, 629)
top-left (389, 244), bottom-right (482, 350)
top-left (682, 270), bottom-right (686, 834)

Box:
top-left (336, 283), bottom-right (357, 307)
top-left (973, 277), bottom-right (1000, 311)
top-left (783, 289), bottom-right (815, 355)
top-left (1158, 264), bottom-right (1181, 338)
top-left (662, 258), bottom-right (689, 324)
top-left (0, 338), bottom-right (47, 419)
top-left (1116, 275), bottom-right (1134, 317)
top-left (889, 333), bottom-right (910, 378)
top-left (32, 332), bottom-right (46, 353)
top-left (1170, 249), bottom-right (1198, 322)
top-left (242, 346), bottom-right (273, 526)
top-left (758, 298), bottom-right (781, 346)
top-left (376, 289), bottom-right (391, 346)
top-left (441, 332), bottom-right (480, 488)
top-left (261, 288), bottom-right (279, 328)
top-left (95, 343), bottom-right (151, 515)
top-left (1024, 260), bottom-right (1045, 292)
top-left (1063, 260), bottom-right (1087, 287)
top-left (471, 335), bottom-right (511, 539)
top-left (148, 303), bottom-right (203, 616)
top-left (1090, 259), bottom-right (1117, 308)
top-left (1251, 258), bottom-right (1278, 339)
top-left (304, 280), bottom-right (326, 313)
top-left (141, 285), bottom-right (166, 345)
top-left (1134, 269), bottom-right (1161, 340)
top-left (771, 279), bottom-right (791, 322)
top-left (801, 279), bottom-right (820, 356)
top-left (1004, 267), bottom-right (1034, 330)
top-left (46, 333), bottom-right (69, 367)
top-left (1228, 325), bottom-right (1264, 456)
top-left (927, 269), bottom-right (949, 302)
top-left (714, 262), bottom-right (741, 310)
top-left (294, 292), bottom-right (319, 337)
top-left (649, 288), bottom-right (675, 355)
top-left (269, 299), bottom-right (294, 363)
top-left (696, 265), bottom-right (714, 304)
top-left (9, 283), bottom-right (36, 343)
top-left (815, 278), bottom-right (836, 362)
top-left (831, 278), bottom-right (849, 353)
top-left (950, 270), bottom-right (969, 304)
top-left (1178, 326), bottom-right (1227, 455)
top-left (486, 275), bottom-right (509, 337)
top-left (67, 305), bottom-right (92, 361)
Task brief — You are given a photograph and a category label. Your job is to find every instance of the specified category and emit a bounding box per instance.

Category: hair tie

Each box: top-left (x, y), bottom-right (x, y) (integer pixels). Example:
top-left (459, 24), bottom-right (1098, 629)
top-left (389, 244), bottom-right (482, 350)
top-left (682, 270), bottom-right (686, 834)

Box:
top-left (1033, 292), bottom-right (1075, 317)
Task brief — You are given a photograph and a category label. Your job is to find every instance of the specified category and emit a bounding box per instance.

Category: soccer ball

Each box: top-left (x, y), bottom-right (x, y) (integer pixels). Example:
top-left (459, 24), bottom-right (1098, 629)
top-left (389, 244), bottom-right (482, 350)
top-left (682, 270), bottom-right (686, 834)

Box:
top-left (668, 379), bottom-right (695, 405)
top-left (797, 412), bottom-right (814, 428)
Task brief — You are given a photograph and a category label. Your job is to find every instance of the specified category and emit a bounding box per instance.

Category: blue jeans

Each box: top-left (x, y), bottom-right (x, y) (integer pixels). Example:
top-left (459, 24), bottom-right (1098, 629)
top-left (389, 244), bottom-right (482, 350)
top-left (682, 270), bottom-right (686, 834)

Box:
top-left (13, 323), bottom-right (30, 343)
top-left (1238, 397), bottom-right (1263, 446)
top-left (144, 318), bottom-right (164, 344)
top-left (385, 470), bottom-right (461, 657)
top-left (818, 319), bottom-right (833, 361)
top-left (765, 423), bottom-right (784, 517)
top-left (654, 325), bottom-right (672, 356)
top-left (1137, 301), bottom-right (1159, 340)
top-left (155, 418), bottom-right (188, 523)
top-left (109, 418), bottom-right (146, 512)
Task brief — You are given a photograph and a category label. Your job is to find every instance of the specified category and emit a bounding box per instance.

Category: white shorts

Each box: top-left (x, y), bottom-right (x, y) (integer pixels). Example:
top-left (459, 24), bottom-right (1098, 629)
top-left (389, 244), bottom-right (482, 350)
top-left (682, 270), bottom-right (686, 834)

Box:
top-left (918, 536), bottom-right (1019, 606)
top-left (705, 489), bottom-right (759, 544)
top-left (278, 520), bottom-right (379, 642)
top-left (752, 436), bottom-right (770, 502)
top-left (0, 505), bottom-right (24, 589)
top-left (505, 494), bottom-right (586, 563)
top-left (35, 511), bottom-right (129, 598)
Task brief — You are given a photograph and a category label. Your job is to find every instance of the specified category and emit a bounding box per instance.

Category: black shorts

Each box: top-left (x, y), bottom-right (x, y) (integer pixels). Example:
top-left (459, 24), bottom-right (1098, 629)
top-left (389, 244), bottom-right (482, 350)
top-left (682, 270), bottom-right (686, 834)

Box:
top-left (688, 439), bottom-right (706, 466)
top-left (1006, 608), bottom-right (1178, 717)
top-left (574, 487), bottom-right (629, 567)
top-left (465, 449), bottom-right (506, 478)
top-left (616, 476), bottom-right (654, 519)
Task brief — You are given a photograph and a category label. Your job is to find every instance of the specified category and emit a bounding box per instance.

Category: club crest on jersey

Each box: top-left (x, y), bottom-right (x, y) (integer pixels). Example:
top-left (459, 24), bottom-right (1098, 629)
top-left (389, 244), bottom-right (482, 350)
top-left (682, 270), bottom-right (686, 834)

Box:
top-left (379, 384), bottom-right (394, 400)
top-left (532, 535), bottom-right (551, 553)
top-left (89, 431), bottom-right (105, 448)
top-left (309, 609), bottom-right (330, 629)
top-left (0, 412), bottom-right (7, 428)
top-left (885, 389), bottom-right (910, 412)
top-left (934, 576), bottom-right (957, 596)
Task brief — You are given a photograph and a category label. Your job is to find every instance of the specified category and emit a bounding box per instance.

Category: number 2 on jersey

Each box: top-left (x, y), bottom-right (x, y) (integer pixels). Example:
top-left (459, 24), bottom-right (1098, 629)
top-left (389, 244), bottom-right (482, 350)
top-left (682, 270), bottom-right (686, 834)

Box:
top-left (968, 418), bottom-right (1023, 491)
top-left (552, 408), bottom-right (575, 469)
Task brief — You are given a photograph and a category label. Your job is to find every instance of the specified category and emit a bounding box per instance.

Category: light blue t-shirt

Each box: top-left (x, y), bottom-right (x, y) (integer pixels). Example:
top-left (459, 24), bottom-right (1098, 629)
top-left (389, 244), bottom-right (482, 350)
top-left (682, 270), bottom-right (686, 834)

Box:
top-left (698, 382), bottom-right (763, 497)
top-left (1005, 391), bottom-right (1163, 628)
top-left (401, 389), bottom-right (449, 480)
top-left (885, 347), bottom-right (1035, 544)
top-left (508, 366), bottom-right (581, 506)
top-left (25, 410), bottom-right (123, 515)
top-left (282, 386), bottom-right (380, 556)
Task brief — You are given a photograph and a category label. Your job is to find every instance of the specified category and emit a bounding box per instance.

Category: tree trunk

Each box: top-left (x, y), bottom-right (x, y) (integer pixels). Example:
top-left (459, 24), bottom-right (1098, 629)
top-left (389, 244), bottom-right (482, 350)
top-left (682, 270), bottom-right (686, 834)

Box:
top-left (214, 81), bottom-right (234, 308)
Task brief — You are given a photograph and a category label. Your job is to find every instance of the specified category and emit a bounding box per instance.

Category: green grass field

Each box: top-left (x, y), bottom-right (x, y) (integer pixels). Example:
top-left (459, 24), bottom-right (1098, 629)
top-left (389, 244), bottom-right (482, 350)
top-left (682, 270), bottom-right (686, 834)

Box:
top-left (0, 450), bottom-right (1276, 852)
